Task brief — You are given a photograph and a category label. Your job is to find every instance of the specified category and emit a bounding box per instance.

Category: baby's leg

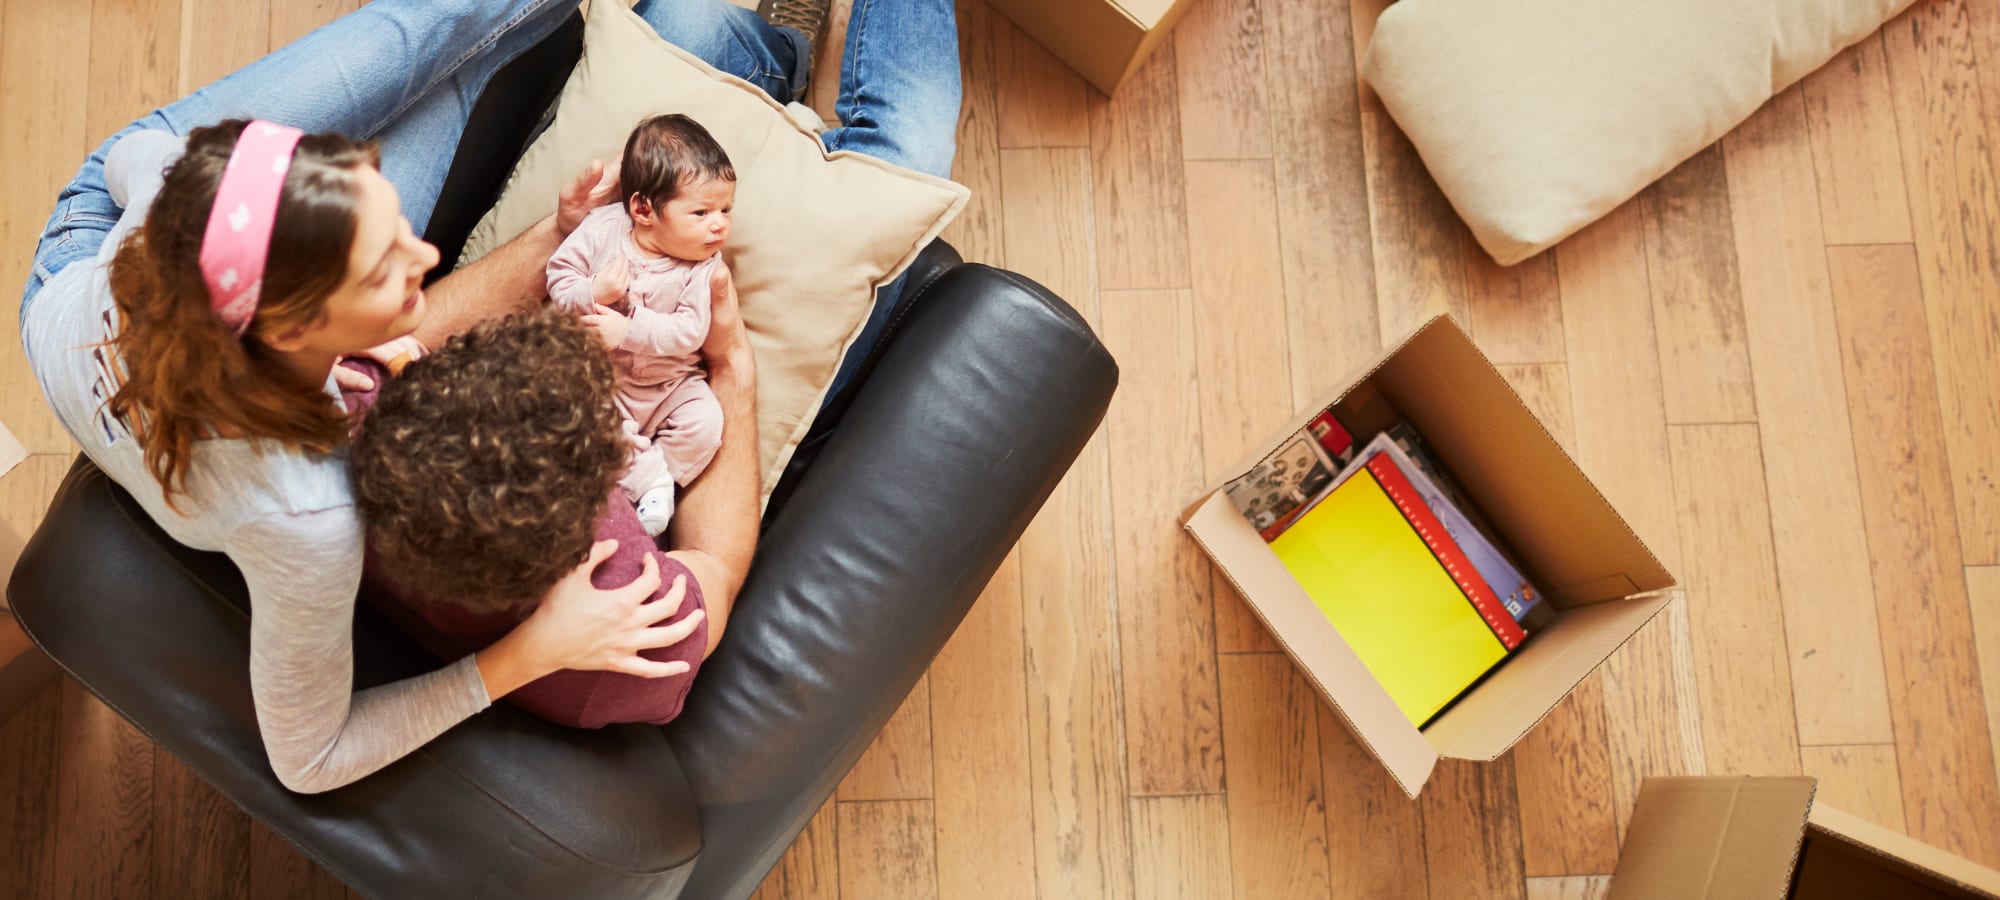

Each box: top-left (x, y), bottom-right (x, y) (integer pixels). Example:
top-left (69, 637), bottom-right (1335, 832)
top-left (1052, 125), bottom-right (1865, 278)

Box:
top-left (619, 435), bottom-right (677, 504)
top-left (617, 403), bottom-right (682, 536)
top-left (654, 379), bottom-right (727, 486)
top-left (616, 400), bottom-right (680, 506)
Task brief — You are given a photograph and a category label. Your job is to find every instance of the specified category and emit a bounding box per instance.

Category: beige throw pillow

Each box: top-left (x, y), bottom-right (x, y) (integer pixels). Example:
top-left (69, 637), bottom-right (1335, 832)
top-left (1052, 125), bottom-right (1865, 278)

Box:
top-left (462, 0), bottom-right (970, 498)
top-left (1362, 0), bottom-right (1914, 265)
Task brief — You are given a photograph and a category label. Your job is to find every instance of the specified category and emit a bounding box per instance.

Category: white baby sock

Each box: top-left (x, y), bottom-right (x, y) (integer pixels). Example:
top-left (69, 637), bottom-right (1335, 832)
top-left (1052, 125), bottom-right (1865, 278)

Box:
top-left (636, 484), bottom-right (677, 537)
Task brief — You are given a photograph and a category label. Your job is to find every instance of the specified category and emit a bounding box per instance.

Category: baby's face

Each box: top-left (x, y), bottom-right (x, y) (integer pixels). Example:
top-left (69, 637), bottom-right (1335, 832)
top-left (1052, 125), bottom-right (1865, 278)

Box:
top-left (641, 177), bottom-right (735, 262)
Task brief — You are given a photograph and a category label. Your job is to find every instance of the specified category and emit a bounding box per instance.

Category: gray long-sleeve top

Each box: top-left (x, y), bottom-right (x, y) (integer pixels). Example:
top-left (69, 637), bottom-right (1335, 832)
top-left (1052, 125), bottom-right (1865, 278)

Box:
top-left (20, 130), bottom-right (491, 793)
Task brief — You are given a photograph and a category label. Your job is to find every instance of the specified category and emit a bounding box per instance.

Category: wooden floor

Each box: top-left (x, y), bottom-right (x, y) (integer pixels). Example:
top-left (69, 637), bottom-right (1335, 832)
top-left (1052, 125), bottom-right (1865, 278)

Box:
top-left (5, 0), bottom-right (2000, 897)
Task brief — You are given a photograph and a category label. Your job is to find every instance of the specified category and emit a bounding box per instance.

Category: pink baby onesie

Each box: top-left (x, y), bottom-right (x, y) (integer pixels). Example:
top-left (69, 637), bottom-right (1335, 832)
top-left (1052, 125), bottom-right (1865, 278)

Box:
top-left (547, 203), bottom-right (724, 501)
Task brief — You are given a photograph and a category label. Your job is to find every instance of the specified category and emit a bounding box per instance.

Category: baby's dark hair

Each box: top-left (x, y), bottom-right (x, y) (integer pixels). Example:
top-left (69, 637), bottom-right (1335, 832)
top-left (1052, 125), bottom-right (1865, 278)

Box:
top-left (619, 114), bottom-right (735, 212)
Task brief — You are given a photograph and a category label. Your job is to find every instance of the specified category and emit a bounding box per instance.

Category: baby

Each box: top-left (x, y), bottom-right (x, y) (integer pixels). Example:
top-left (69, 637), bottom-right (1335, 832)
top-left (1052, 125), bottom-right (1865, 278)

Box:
top-left (548, 114), bottom-right (735, 536)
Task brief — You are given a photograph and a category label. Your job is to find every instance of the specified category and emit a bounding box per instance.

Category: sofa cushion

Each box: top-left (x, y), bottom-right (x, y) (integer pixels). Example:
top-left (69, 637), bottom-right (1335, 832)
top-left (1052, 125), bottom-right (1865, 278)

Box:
top-left (462, 0), bottom-right (969, 497)
top-left (1362, 0), bottom-right (1914, 265)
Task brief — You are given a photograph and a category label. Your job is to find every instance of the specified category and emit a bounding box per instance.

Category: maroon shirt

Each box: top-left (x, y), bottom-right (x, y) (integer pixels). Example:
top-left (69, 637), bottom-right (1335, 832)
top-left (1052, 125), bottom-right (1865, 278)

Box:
top-left (344, 360), bottom-right (708, 728)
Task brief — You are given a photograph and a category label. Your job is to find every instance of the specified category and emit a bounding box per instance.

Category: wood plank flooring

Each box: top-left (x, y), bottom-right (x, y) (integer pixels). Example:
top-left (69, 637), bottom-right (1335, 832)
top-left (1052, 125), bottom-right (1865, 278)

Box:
top-left (4, 0), bottom-right (2000, 896)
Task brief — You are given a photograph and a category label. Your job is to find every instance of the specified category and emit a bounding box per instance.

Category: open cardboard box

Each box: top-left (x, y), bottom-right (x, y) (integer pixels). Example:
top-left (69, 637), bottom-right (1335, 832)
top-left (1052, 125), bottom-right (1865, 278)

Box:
top-left (0, 421), bottom-right (58, 724)
top-left (1611, 776), bottom-right (2000, 899)
top-left (0, 517), bottom-right (47, 724)
top-left (1181, 315), bottom-right (1677, 796)
top-left (983, 0), bottom-right (1196, 95)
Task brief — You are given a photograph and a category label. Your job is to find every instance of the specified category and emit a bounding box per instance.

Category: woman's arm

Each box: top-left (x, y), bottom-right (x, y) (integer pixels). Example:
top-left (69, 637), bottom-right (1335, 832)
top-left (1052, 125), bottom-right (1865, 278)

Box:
top-left (478, 540), bottom-right (699, 695)
top-left (230, 509), bottom-right (491, 794)
top-left (231, 510), bottom-right (692, 794)
top-left (101, 130), bottom-right (183, 250)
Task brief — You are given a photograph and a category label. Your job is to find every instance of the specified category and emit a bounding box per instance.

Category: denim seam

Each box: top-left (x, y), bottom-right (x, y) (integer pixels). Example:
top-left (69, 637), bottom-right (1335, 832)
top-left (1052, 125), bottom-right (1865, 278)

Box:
top-left (37, 233), bottom-right (80, 272)
top-left (24, 234), bottom-right (81, 326)
top-left (59, 209), bottom-right (118, 226)
top-left (831, 0), bottom-right (872, 151)
top-left (721, 17), bottom-right (788, 99)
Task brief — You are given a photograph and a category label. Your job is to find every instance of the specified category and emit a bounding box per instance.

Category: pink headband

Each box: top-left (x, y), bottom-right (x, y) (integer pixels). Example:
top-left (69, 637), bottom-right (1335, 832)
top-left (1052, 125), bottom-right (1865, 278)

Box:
top-left (199, 120), bottom-right (305, 336)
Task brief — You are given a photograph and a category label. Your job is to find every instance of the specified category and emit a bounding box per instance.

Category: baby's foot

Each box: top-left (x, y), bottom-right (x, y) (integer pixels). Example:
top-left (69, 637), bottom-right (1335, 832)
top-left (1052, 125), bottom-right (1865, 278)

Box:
top-left (636, 485), bottom-right (676, 537)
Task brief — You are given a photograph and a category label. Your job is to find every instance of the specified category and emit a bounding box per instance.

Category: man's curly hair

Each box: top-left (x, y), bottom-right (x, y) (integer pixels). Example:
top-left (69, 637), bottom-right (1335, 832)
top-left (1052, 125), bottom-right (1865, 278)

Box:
top-left (352, 308), bottom-right (629, 615)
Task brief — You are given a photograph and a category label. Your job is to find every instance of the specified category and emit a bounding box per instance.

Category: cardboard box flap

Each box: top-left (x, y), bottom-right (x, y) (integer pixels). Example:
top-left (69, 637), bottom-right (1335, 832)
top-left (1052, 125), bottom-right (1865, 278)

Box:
top-left (1423, 593), bottom-right (1673, 760)
top-left (1198, 316), bottom-right (1674, 607)
top-left (1109, 0), bottom-right (1197, 89)
top-left (1115, 0), bottom-right (1177, 28)
top-left (1804, 805), bottom-right (2000, 898)
top-left (1608, 776), bottom-right (1817, 900)
top-left (1206, 319), bottom-right (1448, 502)
top-left (988, 0), bottom-right (1145, 93)
top-left (1368, 317), bottom-right (1674, 606)
top-left (0, 423), bottom-right (24, 479)
top-left (1183, 493), bottom-right (1439, 795)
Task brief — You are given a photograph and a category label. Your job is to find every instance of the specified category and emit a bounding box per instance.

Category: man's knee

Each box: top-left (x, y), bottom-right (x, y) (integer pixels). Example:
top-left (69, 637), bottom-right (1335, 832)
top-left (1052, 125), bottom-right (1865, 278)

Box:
top-left (894, 81), bottom-right (962, 179)
top-left (903, 127), bottom-right (959, 181)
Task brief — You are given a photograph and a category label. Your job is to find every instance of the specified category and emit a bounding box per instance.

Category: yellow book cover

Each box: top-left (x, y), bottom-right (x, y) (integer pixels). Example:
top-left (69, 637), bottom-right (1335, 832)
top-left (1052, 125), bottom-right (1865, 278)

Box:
top-left (1269, 465), bottom-right (1508, 725)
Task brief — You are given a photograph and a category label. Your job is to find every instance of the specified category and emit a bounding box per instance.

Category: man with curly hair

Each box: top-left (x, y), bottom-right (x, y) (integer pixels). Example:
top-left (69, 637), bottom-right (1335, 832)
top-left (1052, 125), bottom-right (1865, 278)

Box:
top-left (346, 267), bottom-right (756, 727)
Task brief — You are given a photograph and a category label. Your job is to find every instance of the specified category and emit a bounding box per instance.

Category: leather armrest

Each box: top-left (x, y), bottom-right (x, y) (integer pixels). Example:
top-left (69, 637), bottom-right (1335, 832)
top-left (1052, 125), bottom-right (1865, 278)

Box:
top-left (764, 240), bottom-right (965, 513)
top-left (7, 460), bottom-right (701, 900)
top-left (666, 264), bottom-right (1119, 900)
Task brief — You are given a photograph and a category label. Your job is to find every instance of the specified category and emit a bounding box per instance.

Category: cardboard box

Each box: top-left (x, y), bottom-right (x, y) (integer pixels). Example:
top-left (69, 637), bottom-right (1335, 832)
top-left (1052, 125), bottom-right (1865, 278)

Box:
top-left (0, 420), bottom-right (21, 485)
top-left (983, 0), bottom-right (1196, 95)
top-left (0, 421), bottom-right (60, 725)
top-left (1611, 776), bottom-right (2000, 899)
top-left (1181, 315), bottom-right (1677, 796)
top-left (0, 529), bottom-right (55, 725)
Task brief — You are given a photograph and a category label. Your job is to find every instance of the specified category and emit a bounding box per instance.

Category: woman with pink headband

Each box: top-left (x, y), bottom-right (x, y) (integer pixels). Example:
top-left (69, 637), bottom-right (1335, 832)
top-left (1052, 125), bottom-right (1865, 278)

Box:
top-left (17, 0), bottom-right (960, 794)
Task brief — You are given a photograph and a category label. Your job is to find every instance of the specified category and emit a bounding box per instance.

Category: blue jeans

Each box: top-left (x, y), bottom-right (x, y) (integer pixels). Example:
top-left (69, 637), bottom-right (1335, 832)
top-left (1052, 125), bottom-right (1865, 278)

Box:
top-left (23, 0), bottom-right (962, 384)
top-left (813, 0), bottom-right (962, 402)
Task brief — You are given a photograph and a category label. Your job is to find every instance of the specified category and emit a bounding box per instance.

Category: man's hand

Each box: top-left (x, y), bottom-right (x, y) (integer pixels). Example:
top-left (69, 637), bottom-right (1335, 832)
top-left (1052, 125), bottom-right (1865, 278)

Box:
top-left (332, 334), bottom-right (428, 391)
top-left (557, 158), bottom-right (622, 236)
top-left (701, 260), bottom-right (749, 365)
top-left (581, 305), bottom-right (632, 350)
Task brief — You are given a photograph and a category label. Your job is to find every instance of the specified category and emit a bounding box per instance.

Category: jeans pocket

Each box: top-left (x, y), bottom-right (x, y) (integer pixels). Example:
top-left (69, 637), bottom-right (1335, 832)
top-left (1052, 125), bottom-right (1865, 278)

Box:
top-left (60, 207), bottom-right (120, 228)
top-left (27, 229), bottom-right (102, 306)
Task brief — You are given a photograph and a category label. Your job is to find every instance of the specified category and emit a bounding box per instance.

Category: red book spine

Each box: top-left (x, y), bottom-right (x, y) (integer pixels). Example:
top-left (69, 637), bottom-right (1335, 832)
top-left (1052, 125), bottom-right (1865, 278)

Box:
top-left (1366, 454), bottom-right (1526, 650)
top-left (1309, 410), bottom-right (1352, 457)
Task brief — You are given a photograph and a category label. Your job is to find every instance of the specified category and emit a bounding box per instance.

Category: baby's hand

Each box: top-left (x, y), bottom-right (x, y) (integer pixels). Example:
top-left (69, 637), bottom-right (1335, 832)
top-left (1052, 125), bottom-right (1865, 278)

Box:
top-left (591, 255), bottom-right (632, 308)
top-left (581, 304), bottom-right (631, 350)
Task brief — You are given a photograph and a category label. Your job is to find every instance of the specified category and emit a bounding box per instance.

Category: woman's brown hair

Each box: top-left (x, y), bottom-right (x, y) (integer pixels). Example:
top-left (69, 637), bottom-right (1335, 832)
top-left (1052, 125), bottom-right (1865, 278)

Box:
top-left (352, 308), bottom-right (629, 615)
top-left (106, 119), bottom-right (381, 497)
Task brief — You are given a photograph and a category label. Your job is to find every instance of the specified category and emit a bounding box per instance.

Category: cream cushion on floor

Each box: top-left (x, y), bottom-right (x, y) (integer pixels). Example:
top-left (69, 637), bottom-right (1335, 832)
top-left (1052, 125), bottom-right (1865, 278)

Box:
top-left (463, 0), bottom-right (969, 499)
top-left (1361, 0), bottom-right (1915, 265)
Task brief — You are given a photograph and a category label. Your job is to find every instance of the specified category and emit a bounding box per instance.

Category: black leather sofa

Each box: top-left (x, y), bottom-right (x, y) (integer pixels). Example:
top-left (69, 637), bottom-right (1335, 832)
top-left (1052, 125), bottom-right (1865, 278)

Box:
top-left (6, 14), bottom-right (1117, 900)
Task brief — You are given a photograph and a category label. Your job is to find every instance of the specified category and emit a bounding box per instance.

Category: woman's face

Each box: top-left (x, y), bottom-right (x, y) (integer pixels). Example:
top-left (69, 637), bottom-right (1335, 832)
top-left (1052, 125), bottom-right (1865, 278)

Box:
top-left (274, 166), bottom-right (440, 357)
